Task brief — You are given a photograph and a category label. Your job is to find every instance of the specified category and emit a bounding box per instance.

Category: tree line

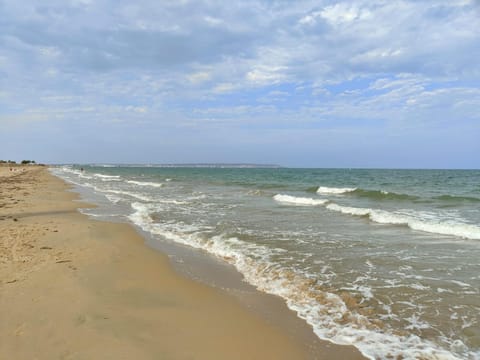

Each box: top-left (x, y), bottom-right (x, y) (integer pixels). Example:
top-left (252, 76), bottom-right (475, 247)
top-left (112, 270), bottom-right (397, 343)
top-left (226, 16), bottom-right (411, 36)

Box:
top-left (0, 160), bottom-right (36, 164)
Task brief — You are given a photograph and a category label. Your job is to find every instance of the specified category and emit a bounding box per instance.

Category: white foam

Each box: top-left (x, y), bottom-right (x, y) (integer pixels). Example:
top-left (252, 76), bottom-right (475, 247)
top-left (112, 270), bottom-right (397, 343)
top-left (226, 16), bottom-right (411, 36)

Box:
top-left (156, 199), bottom-right (189, 205)
top-left (129, 202), bottom-right (155, 225)
top-left (93, 173), bottom-right (121, 180)
top-left (126, 202), bottom-right (468, 360)
top-left (317, 186), bottom-right (357, 194)
top-left (50, 168), bottom-right (96, 190)
top-left (437, 288), bottom-right (454, 294)
top-left (405, 315), bottom-right (431, 330)
top-left (52, 167), bottom-right (476, 359)
top-left (274, 194), bottom-right (329, 206)
top-left (56, 167), bottom-right (93, 179)
top-left (103, 189), bottom-right (152, 202)
top-left (94, 173), bottom-right (120, 179)
top-left (126, 180), bottom-right (163, 188)
top-left (187, 194), bottom-right (207, 200)
top-left (326, 203), bottom-right (371, 216)
top-left (105, 194), bottom-right (122, 204)
top-left (449, 280), bottom-right (472, 288)
top-left (325, 204), bottom-right (480, 240)
top-left (56, 167), bottom-right (83, 177)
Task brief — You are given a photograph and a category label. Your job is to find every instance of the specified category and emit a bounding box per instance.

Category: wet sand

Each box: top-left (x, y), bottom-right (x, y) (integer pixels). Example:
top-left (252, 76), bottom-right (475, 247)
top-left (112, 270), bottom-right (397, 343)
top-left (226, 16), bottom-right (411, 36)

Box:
top-left (0, 165), bottom-right (365, 359)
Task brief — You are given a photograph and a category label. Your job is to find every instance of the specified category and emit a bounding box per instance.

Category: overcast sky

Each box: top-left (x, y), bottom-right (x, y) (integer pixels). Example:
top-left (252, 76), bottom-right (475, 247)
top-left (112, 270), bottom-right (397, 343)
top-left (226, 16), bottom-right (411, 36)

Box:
top-left (1, 0), bottom-right (479, 168)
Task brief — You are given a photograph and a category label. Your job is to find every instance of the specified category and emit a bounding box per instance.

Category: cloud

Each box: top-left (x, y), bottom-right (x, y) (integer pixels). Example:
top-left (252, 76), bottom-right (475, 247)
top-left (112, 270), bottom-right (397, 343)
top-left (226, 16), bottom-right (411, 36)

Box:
top-left (320, 3), bottom-right (372, 25)
top-left (2, 1), bottom-right (479, 87)
top-left (0, 0), bottom-right (479, 166)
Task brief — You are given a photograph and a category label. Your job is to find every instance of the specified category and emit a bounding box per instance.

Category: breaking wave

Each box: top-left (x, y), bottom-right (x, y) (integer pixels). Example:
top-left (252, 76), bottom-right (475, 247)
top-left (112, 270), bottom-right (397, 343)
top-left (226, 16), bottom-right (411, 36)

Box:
top-left (351, 189), bottom-right (419, 201)
top-left (317, 186), bottom-right (357, 194)
top-left (93, 173), bottom-right (121, 181)
top-left (273, 195), bottom-right (480, 240)
top-left (325, 203), bottom-right (480, 240)
top-left (128, 202), bottom-right (468, 360)
top-left (273, 194), bottom-right (329, 206)
top-left (126, 180), bottom-right (163, 188)
top-left (315, 186), bottom-right (417, 200)
top-left (315, 186), bottom-right (479, 203)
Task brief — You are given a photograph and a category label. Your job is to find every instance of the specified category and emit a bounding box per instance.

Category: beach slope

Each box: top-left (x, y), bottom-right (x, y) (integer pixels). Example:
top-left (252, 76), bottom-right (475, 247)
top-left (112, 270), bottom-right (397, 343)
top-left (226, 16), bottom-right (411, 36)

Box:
top-left (0, 166), bottom-right (364, 359)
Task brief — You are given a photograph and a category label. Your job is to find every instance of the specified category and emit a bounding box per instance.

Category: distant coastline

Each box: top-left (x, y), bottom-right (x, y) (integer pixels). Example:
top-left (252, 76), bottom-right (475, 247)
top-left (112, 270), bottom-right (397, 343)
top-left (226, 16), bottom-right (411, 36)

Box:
top-left (50, 164), bottom-right (480, 170)
top-left (61, 163), bottom-right (284, 169)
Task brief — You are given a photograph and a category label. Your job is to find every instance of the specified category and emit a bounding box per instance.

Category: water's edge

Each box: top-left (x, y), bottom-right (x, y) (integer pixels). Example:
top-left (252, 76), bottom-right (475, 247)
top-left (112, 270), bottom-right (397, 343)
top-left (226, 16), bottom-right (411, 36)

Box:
top-left (50, 166), bottom-right (480, 360)
top-left (55, 170), bottom-right (352, 359)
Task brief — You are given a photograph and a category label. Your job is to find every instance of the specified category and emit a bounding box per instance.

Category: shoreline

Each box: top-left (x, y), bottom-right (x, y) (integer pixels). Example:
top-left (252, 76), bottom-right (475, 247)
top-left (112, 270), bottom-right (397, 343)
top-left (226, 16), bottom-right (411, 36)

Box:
top-left (0, 166), bottom-right (365, 359)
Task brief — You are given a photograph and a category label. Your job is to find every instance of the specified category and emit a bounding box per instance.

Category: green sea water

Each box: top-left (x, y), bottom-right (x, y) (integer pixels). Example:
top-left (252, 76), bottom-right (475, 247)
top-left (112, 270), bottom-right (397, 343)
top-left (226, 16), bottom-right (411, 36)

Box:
top-left (52, 166), bottom-right (480, 360)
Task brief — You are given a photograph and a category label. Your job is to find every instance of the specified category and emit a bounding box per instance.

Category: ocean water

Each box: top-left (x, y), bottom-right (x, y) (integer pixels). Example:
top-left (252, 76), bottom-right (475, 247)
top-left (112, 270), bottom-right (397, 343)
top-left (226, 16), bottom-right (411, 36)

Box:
top-left (51, 166), bottom-right (480, 360)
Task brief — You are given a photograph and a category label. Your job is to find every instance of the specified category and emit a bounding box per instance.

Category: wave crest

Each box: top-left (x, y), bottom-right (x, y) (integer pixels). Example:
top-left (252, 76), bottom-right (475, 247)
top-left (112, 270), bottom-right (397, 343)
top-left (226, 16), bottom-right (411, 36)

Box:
top-left (325, 204), bottom-right (480, 240)
top-left (126, 180), bottom-right (163, 188)
top-left (352, 189), bottom-right (419, 201)
top-left (274, 194), bottom-right (329, 206)
top-left (127, 202), bottom-right (468, 360)
top-left (317, 186), bottom-right (357, 194)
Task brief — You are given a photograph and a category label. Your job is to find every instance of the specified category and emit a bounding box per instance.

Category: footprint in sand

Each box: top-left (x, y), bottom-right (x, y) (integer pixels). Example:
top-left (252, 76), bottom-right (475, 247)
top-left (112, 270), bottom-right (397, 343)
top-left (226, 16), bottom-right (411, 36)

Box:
top-left (14, 324), bottom-right (25, 337)
top-left (75, 314), bottom-right (88, 326)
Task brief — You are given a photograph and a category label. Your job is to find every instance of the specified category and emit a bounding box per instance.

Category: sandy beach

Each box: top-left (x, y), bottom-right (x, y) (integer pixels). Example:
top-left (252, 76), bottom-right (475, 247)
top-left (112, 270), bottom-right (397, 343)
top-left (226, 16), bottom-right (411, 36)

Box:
top-left (0, 166), bottom-right (365, 359)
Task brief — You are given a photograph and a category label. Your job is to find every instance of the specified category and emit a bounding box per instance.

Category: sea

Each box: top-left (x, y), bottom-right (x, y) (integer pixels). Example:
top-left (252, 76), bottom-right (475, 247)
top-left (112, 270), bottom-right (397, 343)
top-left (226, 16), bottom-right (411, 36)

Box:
top-left (51, 165), bottom-right (480, 360)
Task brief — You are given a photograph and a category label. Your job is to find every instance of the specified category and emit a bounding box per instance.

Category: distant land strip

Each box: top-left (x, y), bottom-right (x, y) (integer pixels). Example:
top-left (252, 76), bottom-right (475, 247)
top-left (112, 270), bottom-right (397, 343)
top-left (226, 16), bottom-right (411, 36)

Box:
top-left (63, 163), bottom-right (284, 169)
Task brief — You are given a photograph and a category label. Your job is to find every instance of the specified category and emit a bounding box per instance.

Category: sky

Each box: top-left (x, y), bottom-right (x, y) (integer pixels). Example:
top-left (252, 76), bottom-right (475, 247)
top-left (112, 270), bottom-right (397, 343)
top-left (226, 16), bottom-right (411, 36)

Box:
top-left (0, 0), bottom-right (479, 168)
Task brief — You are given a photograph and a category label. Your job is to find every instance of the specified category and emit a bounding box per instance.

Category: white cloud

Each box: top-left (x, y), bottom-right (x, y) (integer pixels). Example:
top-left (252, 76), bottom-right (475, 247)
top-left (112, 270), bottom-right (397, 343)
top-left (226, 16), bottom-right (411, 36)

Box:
top-left (38, 46), bottom-right (61, 58)
top-left (320, 3), bottom-right (372, 25)
top-left (369, 75), bottom-right (428, 93)
top-left (204, 16), bottom-right (223, 26)
top-left (298, 11), bottom-right (323, 26)
top-left (212, 82), bottom-right (236, 93)
top-left (246, 66), bottom-right (287, 85)
top-left (125, 106), bottom-right (148, 113)
top-left (0, 0), bottom-right (479, 165)
top-left (352, 48), bottom-right (404, 62)
top-left (187, 71), bottom-right (211, 84)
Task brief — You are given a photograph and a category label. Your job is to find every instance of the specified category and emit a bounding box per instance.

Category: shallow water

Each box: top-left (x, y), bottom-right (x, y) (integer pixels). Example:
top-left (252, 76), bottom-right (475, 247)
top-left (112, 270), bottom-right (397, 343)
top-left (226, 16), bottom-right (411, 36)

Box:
top-left (52, 166), bottom-right (480, 360)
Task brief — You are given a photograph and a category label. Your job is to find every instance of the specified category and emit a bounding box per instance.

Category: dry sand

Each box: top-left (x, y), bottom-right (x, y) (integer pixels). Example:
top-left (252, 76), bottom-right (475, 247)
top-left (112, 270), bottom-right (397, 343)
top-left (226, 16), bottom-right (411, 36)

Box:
top-left (0, 166), bottom-right (365, 359)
